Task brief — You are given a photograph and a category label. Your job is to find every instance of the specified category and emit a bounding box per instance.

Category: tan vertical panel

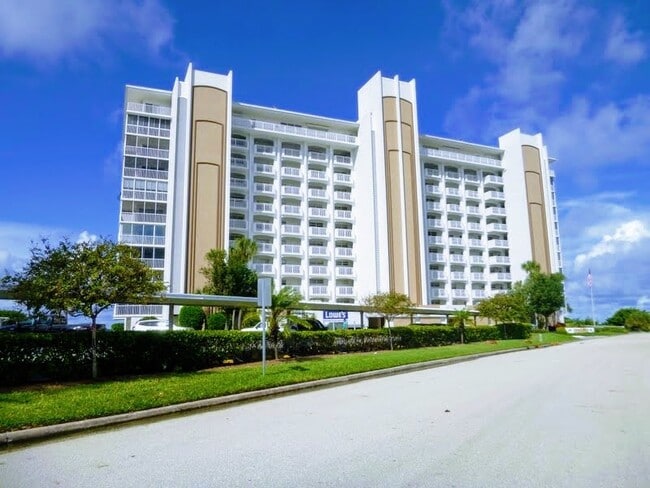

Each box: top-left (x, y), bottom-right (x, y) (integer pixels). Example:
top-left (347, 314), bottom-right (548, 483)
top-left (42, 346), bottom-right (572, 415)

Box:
top-left (187, 86), bottom-right (228, 292)
top-left (522, 145), bottom-right (551, 273)
top-left (387, 150), bottom-right (405, 293)
top-left (399, 98), bottom-right (422, 304)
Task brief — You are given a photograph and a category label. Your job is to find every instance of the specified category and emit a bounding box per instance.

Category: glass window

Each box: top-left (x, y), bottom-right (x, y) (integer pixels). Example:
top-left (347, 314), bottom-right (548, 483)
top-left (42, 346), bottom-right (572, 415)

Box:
top-left (134, 180), bottom-right (146, 190)
top-left (133, 224), bottom-right (144, 235)
top-left (143, 225), bottom-right (154, 236)
top-left (154, 226), bottom-right (165, 237)
top-left (158, 181), bottom-right (168, 192)
top-left (154, 248), bottom-right (165, 259)
top-left (142, 247), bottom-right (154, 258)
top-left (123, 179), bottom-right (134, 189)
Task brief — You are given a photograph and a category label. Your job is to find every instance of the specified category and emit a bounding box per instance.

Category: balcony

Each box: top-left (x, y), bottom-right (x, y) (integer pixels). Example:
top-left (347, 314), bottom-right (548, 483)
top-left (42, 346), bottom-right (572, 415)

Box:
top-left (468, 239), bottom-right (483, 248)
top-left (465, 174), bottom-right (480, 183)
top-left (484, 175), bottom-right (504, 184)
top-left (425, 185), bottom-right (442, 195)
top-left (281, 224), bottom-right (301, 235)
top-left (281, 264), bottom-right (302, 275)
top-left (281, 185), bottom-right (301, 197)
top-left (124, 145), bottom-right (169, 159)
top-left (334, 173), bottom-right (352, 184)
top-left (281, 147), bottom-right (301, 158)
top-left (488, 239), bottom-right (509, 249)
top-left (281, 244), bottom-right (301, 256)
top-left (120, 235), bottom-right (165, 246)
top-left (254, 144), bottom-right (275, 155)
top-left (445, 172), bottom-right (461, 181)
top-left (465, 190), bottom-right (481, 200)
top-left (254, 263), bottom-right (274, 274)
top-left (485, 207), bottom-right (506, 216)
top-left (335, 247), bottom-right (353, 258)
top-left (447, 204), bottom-right (463, 214)
top-left (232, 116), bottom-right (357, 145)
top-left (449, 254), bottom-right (466, 263)
top-left (336, 286), bottom-right (355, 297)
top-left (309, 226), bottom-right (328, 237)
top-left (470, 272), bottom-right (486, 281)
top-left (121, 190), bottom-right (168, 202)
top-left (334, 228), bottom-right (353, 239)
top-left (452, 289), bottom-right (468, 298)
top-left (121, 212), bottom-right (166, 224)
top-left (487, 222), bottom-right (508, 232)
top-left (420, 147), bottom-right (502, 167)
top-left (489, 255), bottom-right (511, 265)
top-left (467, 222), bottom-right (483, 231)
top-left (334, 209), bottom-right (352, 220)
top-left (426, 202), bottom-right (442, 212)
top-left (428, 236), bottom-right (444, 245)
top-left (123, 167), bottom-right (168, 180)
top-left (231, 138), bottom-right (248, 149)
top-left (309, 207), bottom-right (328, 219)
top-left (336, 266), bottom-right (354, 277)
top-left (448, 237), bottom-right (464, 247)
top-left (447, 221), bottom-right (464, 230)
top-left (281, 167), bottom-right (301, 179)
top-left (428, 219), bottom-right (443, 228)
top-left (309, 246), bottom-right (328, 256)
top-left (446, 187), bottom-right (461, 197)
top-left (429, 253), bottom-right (445, 263)
top-left (430, 289), bottom-right (447, 298)
top-left (451, 272), bottom-right (467, 281)
top-left (424, 168), bottom-right (440, 178)
top-left (310, 285), bottom-right (329, 297)
top-left (253, 222), bottom-right (274, 234)
top-left (308, 170), bottom-right (328, 182)
top-left (310, 265), bottom-right (328, 276)
top-left (254, 202), bottom-right (274, 214)
top-left (472, 290), bottom-right (487, 299)
top-left (230, 178), bottom-right (247, 190)
top-left (257, 243), bottom-right (274, 254)
top-left (430, 270), bottom-right (446, 280)
top-left (141, 258), bottom-right (165, 269)
top-left (255, 163), bottom-right (274, 175)
top-left (281, 204), bottom-right (301, 216)
top-left (253, 183), bottom-right (273, 195)
top-left (333, 155), bottom-right (352, 166)
top-left (308, 188), bottom-right (328, 200)
top-left (334, 191), bottom-right (352, 202)
top-left (308, 151), bottom-right (327, 162)
top-left (470, 255), bottom-right (485, 264)
top-left (231, 156), bottom-right (247, 170)
top-left (229, 219), bottom-right (247, 230)
top-left (466, 207), bottom-right (481, 216)
top-left (126, 102), bottom-right (171, 117)
top-left (485, 191), bottom-right (505, 201)
top-left (490, 272), bottom-right (512, 281)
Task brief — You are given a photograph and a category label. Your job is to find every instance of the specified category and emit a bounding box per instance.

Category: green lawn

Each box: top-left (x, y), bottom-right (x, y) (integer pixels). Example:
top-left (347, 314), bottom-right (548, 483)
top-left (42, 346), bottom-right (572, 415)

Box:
top-left (0, 333), bottom-right (573, 433)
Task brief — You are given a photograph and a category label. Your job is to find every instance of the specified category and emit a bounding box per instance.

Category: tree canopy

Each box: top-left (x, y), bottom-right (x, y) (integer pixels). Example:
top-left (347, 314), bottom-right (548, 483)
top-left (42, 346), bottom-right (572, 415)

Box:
top-left (268, 286), bottom-right (304, 359)
top-left (520, 260), bottom-right (565, 328)
top-left (363, 291), bottom-right (414, 350)
top-left (605, 307), bottom-right (639, 327)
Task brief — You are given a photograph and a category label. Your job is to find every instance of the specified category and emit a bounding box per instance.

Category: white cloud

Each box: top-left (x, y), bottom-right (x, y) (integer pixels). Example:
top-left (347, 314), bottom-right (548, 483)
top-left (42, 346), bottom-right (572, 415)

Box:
top-left (574, 220), bottom-right (650, 267)
top-left (605, 15), bottom-right (647, 65)
top-left (76, 231), bottom-right (99, 244)
top-left (0, 0), bottom-right (174, 62)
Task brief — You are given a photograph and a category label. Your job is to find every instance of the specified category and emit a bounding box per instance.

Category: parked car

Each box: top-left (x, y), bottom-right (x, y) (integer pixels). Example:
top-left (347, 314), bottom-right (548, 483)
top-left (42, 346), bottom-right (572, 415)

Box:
top-left (241, 321), bottom-right (278, 332)
top-left (131, 319), bottom-right (187, 332)
top-left (286, 317), bottom-right (328, 331)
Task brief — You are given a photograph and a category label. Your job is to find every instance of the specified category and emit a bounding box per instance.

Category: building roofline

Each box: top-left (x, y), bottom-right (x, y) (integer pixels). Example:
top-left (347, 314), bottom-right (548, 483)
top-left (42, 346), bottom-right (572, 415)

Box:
top-left (420, 133), bottom-right (504, 156)
top-left (233, 101), bottom-right (359, 130)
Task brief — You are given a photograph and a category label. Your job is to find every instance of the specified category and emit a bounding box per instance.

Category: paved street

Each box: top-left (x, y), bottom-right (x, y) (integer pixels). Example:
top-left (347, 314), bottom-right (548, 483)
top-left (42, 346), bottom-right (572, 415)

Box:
top-left (1, 334), bottom-right (649, 487)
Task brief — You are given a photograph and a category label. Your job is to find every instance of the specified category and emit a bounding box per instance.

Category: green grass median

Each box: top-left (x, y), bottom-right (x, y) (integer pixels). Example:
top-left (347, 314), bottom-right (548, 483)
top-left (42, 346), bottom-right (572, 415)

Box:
top-left (0, 333), bottom-right (573, 433)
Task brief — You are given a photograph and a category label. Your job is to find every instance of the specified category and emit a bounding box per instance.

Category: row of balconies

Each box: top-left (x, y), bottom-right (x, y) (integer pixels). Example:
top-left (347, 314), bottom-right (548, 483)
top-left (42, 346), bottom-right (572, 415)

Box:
top-left (429, 254), bottom-right (511, 265)
top-left (125, 124), bottom-right (171, 139)
top-left (230, 201), bottom-right (351, 220)
top-left (239, 238), bottom-right (354, 257)
top-left (232, 117), bottom-right (357, 145)
top-left (126, 102), bottom-right (172, 117)
top-left (229, 179), bottom-right (353, 202)
top-left (231, 225), bottom-right (354, 241)
top-left (429, 271), bottom-right (512, 282)
top-left (231, 137), bottom-right (354, 163)
top-left (424, 186), bottom-right (505, 201)
top-left (120, 212), bottom-right (166, 224)
top-left (122, 190), bottom-right (168, 202)
top-left (429, 289), bottom-right (498, 299)
top-left (120, 235), bottom-right (165, 246)
top-left (123, 167), bottom-right (168, 181)
top-left (230, 157), bottom-right (353, 183)
top-left (252, 262), bottom-right (355, 277)
top-left (423, 169), bottom-right (504, 185)
top-left (420, 147), bottom-right (502, 167)
top-left (124, 145), bottom-right (169, 159)
top-left (426, 236), bottom-right (507, 248)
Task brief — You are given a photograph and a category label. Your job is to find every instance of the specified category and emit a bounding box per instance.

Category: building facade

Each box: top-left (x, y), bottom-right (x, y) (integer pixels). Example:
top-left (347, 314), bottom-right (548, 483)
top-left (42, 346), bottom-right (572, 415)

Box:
top-left (115, 65), bottom-right (563, 320)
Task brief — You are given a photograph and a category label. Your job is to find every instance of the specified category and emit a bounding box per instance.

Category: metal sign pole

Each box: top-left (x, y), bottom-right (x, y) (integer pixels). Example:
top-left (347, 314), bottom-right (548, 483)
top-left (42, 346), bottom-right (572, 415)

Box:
top-left (257, 278), bottom-right (272, 376)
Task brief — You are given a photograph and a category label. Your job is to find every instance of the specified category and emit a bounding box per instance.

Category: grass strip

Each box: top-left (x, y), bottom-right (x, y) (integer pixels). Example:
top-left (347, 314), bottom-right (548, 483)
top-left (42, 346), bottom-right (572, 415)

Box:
top-left (0, 333), bottom-right (573, 432)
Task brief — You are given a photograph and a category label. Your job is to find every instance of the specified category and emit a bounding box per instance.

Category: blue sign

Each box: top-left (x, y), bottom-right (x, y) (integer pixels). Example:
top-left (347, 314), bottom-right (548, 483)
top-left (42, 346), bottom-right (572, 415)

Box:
top-left (323, 310), bottom-right (348, 320)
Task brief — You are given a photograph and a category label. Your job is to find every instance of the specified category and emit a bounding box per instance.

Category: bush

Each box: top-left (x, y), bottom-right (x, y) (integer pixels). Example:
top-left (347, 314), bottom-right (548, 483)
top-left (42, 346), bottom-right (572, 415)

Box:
top-left (111, 322), bottom-right (125, 332)
top-left (206, 313), bottom-right (227, 330)
top-left (241, 312), bottom-right (260, 329)
top-left (0, 309), bottom-right (27, 324)
top-left (179, 306), bottom-right (206, 330)
top-left (624, 310), bottom-right (650, 331)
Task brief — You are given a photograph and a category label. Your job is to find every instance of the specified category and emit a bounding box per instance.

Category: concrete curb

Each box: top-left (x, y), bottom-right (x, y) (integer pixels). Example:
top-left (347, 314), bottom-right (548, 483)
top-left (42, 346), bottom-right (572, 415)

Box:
top-left (1, 344), bottom-right (555, 447)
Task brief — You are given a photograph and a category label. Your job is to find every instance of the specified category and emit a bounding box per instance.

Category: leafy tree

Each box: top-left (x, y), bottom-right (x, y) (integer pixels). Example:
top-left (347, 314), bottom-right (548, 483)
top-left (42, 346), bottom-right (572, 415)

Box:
top-left (3, 238), bottom-right (165, 378)
top-left (520, 260), bottom-right (565, 329)
top-left (476, 291), bottom-right (531, 337)
top-left (624, 309), bottom-right (650, 332)
top-left (453, 309), bottom-right (472, 344)
top-left (268, 286), bottom-right (304, 359)
top-left (363, 292), bottom-right (414, 350)
top-left (0, 309), bottom-right (28, 324)
top-left (206, 312), bottom-right (227, 330)
top-left (200, 237), bottom-right (258, 328)
top-left (606, 307), bottom-right (638, 327)
top-left (179, 305), bottom-right (206, 330)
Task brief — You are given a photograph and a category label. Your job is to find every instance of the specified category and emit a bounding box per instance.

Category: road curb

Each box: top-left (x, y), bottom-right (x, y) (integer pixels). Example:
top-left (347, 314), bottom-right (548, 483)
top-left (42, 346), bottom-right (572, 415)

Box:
top-left (1, 344), bottom-right (555, 447)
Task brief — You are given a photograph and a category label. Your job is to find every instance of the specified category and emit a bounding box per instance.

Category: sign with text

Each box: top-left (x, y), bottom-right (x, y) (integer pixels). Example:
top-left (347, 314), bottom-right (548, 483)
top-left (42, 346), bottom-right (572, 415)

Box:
top-left (323, 310), bottom-right (348, 320)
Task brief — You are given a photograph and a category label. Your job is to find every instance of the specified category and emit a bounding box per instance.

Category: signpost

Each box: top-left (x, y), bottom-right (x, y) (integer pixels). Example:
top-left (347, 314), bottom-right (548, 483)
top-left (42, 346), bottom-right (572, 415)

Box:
top-left (257, 278), bottom-right (272, 375)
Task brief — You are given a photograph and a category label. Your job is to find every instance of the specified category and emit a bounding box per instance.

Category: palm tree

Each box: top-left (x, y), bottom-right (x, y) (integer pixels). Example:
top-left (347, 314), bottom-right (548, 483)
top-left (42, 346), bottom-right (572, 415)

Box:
top-left (453, 309), bottom-right (472, 344)
top-left (230, 237), bottom-right (258, 265)
top-left (268, 286), bottom-right (303, 359)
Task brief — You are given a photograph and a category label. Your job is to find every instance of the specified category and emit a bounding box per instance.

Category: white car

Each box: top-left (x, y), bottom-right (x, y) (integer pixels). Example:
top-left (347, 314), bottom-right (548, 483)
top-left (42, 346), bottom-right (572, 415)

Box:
top-left (132, 319), bottom-right (187, 332)
top-left (241, 322), bottom-right (284, 332)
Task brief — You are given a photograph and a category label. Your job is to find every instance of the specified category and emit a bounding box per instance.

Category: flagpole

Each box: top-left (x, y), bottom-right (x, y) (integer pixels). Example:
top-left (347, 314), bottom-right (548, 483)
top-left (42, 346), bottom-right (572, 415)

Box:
top-left (590, 283), bottom-right (595, 326)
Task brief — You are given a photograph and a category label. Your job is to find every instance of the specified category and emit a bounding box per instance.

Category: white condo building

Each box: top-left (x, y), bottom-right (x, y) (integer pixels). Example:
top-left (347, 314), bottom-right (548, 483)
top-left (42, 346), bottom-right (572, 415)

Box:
top-left (115, 65), bottom-right (563, 320)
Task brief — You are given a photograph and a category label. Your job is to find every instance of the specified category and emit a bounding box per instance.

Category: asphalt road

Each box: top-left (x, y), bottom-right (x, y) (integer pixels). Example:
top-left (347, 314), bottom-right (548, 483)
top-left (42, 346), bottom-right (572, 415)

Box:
top-left (1, 334), bottom-right (649, 487)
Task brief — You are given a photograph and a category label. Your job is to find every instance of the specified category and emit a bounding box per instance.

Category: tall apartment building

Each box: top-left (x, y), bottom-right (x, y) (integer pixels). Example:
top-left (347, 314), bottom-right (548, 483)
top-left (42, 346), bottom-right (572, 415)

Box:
top-left (115, 65), bottom-right (563, 320)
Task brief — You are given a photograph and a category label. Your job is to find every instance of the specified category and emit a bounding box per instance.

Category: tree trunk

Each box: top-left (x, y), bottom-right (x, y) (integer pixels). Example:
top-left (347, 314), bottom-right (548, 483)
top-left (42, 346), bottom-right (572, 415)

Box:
top-left (91, 315), bottom-right (98, 380)
top-left (387, 319), bottom-right (394, 351)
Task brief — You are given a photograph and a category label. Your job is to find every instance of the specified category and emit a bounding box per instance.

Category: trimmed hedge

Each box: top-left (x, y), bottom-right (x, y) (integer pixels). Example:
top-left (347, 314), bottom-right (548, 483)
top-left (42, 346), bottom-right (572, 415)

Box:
top-left (206, 313), bottom-right (227, 330)
top-left (0, 323), bottom-right (531, 386)
top-left (179, 306), bottom-right (206, 330)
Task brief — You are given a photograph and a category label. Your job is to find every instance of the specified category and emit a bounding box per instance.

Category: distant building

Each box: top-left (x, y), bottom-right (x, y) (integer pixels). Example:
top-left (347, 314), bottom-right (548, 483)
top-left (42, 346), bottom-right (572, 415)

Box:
top-left (115, 64), bottom-right (563, 321)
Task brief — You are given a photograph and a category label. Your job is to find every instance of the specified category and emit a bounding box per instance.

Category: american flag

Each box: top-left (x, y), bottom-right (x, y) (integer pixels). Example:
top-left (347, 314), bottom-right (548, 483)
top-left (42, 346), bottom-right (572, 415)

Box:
top-left (587, 269), bottom-right (593, 288)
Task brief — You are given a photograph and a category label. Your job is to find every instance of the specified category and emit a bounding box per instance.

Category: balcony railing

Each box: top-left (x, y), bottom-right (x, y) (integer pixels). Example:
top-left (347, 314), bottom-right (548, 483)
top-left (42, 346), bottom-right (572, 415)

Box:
top-left (487, 223), bottom-right (508, 232)
top-left (232, 117), bottom-right (357, 144)
top-left (445, 172), bottom-right (461, 180)
top-left (430, 271), bottom-right (446, 280)
top-left (335, 228), bottom-right (353, 239)
top-left (334, 210), bottom-right (352, 220)
top-left (447, 204), bottom-right (463, 213)
top-left (282, 224), bottom-right (301, 235)
top-left (490, 272), bottom-right (512, 281)
top-left (281, 167), bottom-right (301, 178)
top-left (124, 145), bottom-right (169, 159)
top-left (447, 221), bottom-right (464, 230)
top-left (310, 265), bottom-right (328, 275)
top-left (472, 290), bottom-right (487, 298)
top-left (121, 212), bottom-right (166, 224)
top-left (449, 254), bottom-right (465, 263)
top-left (468, 239), bottom-right (483, 247)
top-left (471, 273), bottom-right (486, 281)
top-left (309, 207), bottom-right (328, 218)
top-left (336, 266), bottom-right (354, 277)
top-left (335, 247), bottom-right (353, 258)
top-left (308, 170), bottom-right (327, 181)
top-left (470, 255), bottom-right (485, 264)
top-left (255, 203), bottom-right (274, 213)
top-left (451, 272), bottom-right (467, 281)
top-left (310, 286), bottom-right (329, 296)
top-left (308, 188), bottom-right (328, 199)
top-left (120, 235), bottom-right (165, 246)
top-left (421, 147), bottom-right (502, 167)
top-left (466, 206), bottom-right (481, 215)
top-left (429, 253), bottom-right (445, 262)
top-left (257, 243), bottom-right (274, 253)
top-left (127, 102), bottom-right (171, 116)
top-left (428, 219), bottom-right (443, 228)
top-left (254, 183), bottom-right (273, 194)
top-left (428, 236), bottom-right (444, 245)
top-left (308, 151), bottom-right (328, 161)
top-left (253, 222), bottom-right (274, 233)
top-left (281, 185), bottom-right (301, 196)
top-left (465, 174), bottom-right (480, 183)
top-left (125, 124), bottom-right (171, 138)
top-left (282, 204), bottom-right (301, 215)
top-left (448, 237), bottom-right (464, 247)
top-left (426, 185), bottom-right (441, 195)
top-left (424, 168), bottom-right (440, 178)
top-left (446, 188), bottom-right (461, 197)
top-left (334, 173), bottom-right (352, 184)
top-left (230, 198), bottom-right (247, 210)
top-left (334, 191), bottom-right (352, 201)
top-left (336, 286), bottom-right (355, 296)
top-left (485, 191), bottom-right (505, 200)
top-left (281, 264), bottom-right (302, 275)
top-left (281, 147), bottom-right (301, 158)
top-left (486, 207), bottom-right (506, 216)
top-left (309, 246), bottom-right (328, 256)
top-left (254, 263), bottom-right (274, 274)
top-left (255, 163), bottom-right (274, 174)
top-left (488, 239), bottom-right (509, 248)
top-left (484, 175), bottom-right (504, 184)
top-left (489, 255), bottom-right (511, 265)
top-left (467, 222), bottom-right (483, 231)
top-left (465, 190), bottom-right (480, 199)
top-left (430, 289), bottom-right (447, 298)
top-left (309, 227), bottom-right (328, 237)
top-left (231, 138), bottom-right (248, 149)
top-left (121, 190), bottom-right (167, 202)
top-left (123, 167), bottom-right (169, 180)
top-left (230, 178), bottom-right (247, 189)
top-left (452, 289), bottom-right (467, 298)
top-left (333, 155), bottom-right (352, 165)
top-left (255, 144), bottom-right (275, 155)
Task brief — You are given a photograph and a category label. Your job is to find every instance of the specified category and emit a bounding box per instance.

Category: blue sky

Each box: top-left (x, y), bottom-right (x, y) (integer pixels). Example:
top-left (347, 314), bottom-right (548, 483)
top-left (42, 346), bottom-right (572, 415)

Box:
top-left (0, 0), bottom-right (648, 321)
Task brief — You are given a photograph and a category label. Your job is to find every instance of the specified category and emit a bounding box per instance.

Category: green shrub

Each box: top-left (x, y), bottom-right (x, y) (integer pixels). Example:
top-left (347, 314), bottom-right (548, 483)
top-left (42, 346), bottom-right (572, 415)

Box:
top-left (241, 312), bottom-right (260, 329)
top-left (207, 313), bottom-right (227, 330)
top-left (179, 306), bottom-right (206, 330)
top-left (111, 322), bottom-right (125, 332)
top-left (0, 309), bottom-right (27, 324)
top-left (624, 310), bottom-right (650, 331)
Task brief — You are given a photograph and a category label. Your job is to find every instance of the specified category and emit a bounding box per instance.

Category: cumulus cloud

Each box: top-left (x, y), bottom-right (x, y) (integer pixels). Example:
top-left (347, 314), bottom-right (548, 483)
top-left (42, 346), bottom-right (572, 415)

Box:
top-left (76, 231), bottom-right (99, 244)
top-left (574, 220), bottom-right (650, 267)
top-left (604, 15), bottom-right (647, 65)
top-left (0, 0), bottom-right (175, 62)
